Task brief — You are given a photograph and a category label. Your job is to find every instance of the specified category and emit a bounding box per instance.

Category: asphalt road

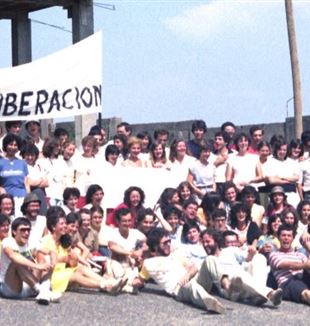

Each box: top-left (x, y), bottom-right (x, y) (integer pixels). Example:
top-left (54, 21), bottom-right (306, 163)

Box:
top-left (0, 284), bottom-right (309, 326)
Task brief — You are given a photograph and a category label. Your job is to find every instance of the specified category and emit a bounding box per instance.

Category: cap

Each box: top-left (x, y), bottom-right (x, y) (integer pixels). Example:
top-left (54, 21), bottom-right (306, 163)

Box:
top-left (270, 186), bottom-right (285, 195)
top-left (25, 120), bottom-right (40, 128)
top-left (23, 192), bottom-right (41, 205)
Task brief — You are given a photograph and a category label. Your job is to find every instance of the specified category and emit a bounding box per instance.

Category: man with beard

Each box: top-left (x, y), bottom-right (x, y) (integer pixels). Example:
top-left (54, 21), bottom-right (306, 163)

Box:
top-left (133, 228), bottom-right (225, 314)
top-left (196, 228), bottom-right (282, 306)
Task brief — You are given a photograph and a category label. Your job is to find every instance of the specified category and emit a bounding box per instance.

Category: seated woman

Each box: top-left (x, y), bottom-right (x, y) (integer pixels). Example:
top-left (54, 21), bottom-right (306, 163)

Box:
top-left (181, 220), bottom-right (206, 269)
top-left (230, 202), bottom-right (261, 248)
top-left (187, 143), bottom-right (216, 201)
top-left (122, 137), bottom-right (146, 168)
top-left (240, 186), bottom-right (265, 229)
top-left (38, 206), bottom-right (125, 295)
top-left (0, 193), bottom-right (15, 220)
top-left (61, 187), bottom-right (80, 216)
top-left (222, 181), bottom-right (239, 224)
top-left (104, 145), bottom-right (120, 167)
top-left (177, 181), bottom-right (195, 206)
top-left (113, 134), bottom-right (128, 164)
top-left (106, 186), bottom-right (145, 228)
top-left (281, 207), bottom-right (301, 250)
top-left (297, 201), bottom-right (310, 243)
top-left (257, 214), bottom-right (281, 259)
top-left (84, 184), bottom-right (104, 210)
top-left (146, 142), bottom-right (171, 169)
top-left (197, 192), bottom-right (224, 228)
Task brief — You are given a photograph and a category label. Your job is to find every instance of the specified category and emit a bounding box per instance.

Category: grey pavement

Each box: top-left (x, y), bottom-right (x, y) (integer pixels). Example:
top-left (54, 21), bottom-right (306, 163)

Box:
top-left (0, 284), bottom-right (309, 326)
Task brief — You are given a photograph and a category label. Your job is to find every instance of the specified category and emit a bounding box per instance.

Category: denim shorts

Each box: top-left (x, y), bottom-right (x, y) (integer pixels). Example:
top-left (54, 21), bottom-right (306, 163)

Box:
top-left (0, 282), bottom-right (35, 299)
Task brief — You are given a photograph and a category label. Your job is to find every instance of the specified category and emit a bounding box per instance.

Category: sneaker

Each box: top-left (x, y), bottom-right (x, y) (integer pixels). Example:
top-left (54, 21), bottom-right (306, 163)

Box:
top-left (203, 297), bottom-right (225, 314)
top-left (102, 277), bottom-right (123, 295)
top-left (35, 290), bottom-right (50, 305)
top-left (268, 288), bottom-right (283, 306)
top-left (49, 291), bottom-right (63, 303)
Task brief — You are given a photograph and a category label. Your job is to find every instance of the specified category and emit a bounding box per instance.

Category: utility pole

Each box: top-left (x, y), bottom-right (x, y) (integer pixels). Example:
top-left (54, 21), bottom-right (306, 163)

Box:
top-left (285, 0), bottom-right (303, 138)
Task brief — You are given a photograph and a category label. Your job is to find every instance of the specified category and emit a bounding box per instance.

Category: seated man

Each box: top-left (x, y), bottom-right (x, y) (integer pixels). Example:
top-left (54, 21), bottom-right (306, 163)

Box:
top-left (197, 228), bottom-right (282, 306)
top-left (107, 208), bottom-right (146, 293)
top-left (0, 217), bottom-right (52, 304)
top-left (211, 208), bottom-right (230, 233)
top-left (269, 224), bottom-right (310, 304)
top-left (133, 228), bottom-right (225, 314)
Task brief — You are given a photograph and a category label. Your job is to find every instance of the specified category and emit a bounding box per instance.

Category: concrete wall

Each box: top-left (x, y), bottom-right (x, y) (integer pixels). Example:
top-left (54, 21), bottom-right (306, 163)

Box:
top-left (55, 115), bottom-right (310, 145)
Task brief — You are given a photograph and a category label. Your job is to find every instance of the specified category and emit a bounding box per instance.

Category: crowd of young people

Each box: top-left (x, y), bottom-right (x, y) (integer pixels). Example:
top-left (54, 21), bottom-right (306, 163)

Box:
top-left (1, 118), bottom-right (310, 314)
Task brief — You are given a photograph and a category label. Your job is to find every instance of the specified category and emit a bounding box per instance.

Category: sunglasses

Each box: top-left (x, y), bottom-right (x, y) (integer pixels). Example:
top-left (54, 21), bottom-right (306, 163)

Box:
top-left (18, 227), bottom-right (31, 233)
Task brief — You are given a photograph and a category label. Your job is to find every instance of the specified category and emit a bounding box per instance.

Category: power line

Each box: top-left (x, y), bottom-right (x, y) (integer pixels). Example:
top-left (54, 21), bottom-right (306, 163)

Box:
top-left (31, 19), bottom-right (72, 33)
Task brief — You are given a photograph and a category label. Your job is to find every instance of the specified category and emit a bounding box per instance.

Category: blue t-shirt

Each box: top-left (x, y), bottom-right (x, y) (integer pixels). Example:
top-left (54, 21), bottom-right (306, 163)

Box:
top-left (0, 158), bottom-right (28, 197)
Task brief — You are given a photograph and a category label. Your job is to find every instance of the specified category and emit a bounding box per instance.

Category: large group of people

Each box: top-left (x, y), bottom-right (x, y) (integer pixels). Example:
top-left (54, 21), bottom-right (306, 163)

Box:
top-left (1, 118), bottom-right (310, 314)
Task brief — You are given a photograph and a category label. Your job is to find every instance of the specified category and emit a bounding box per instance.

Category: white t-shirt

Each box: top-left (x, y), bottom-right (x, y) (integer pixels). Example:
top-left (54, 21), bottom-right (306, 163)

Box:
top-left (0, 237), bottom-right (32, 282)
top-left (227, 153), bottom-right (259, 186)
top-left (107, 228), bottom-right (146, 252)
top-left (28, 215), bottom-right (46, 250)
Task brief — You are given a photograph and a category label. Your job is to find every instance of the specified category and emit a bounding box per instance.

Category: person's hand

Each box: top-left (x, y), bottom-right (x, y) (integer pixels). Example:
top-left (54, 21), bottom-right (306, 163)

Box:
top-left (178, 274), bottom-right (190, 287)
top-left (260, 243), bottom-right (272, 254)
top-left (37, 262), bottom-right (52, 272)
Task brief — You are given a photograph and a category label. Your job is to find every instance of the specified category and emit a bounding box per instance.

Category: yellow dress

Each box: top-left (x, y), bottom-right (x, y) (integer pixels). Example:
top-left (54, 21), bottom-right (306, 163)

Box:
top-left (40, 234), bottom-right (77, 293)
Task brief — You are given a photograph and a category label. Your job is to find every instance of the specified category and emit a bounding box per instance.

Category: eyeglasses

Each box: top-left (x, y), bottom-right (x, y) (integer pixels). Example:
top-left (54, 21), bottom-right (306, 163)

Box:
top-left (18, 227), bottom-right (31, 233)
top-left (160, 239), bottom-right (171, 246)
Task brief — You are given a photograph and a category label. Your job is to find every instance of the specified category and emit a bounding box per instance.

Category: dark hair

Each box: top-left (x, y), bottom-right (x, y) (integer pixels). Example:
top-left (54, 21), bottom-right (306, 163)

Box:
top-left (273, 139), bottom-right (288, 160)
top-left (223, 181), bottom-right (238, 201)
top-left (249, 125), bottom-right (264, 136)
top-left (137, 131), bottom-right (153, 151)
top-left (113, 134), bottom-right (129, 158)
top-left (20, 142), bottom-right (40, 161)
top-left (198, 142), bottom-right (212, 158)
top-left (0, 214), bottom-right (10, 226)
top-left (169, 138), bottom-right (187, 162)
top-left (257, 140), bottom-right (271, 151)
top-left (212, 208), bottom-right (227, 221)
top-left (11, 217), bottom-right (31, 237)
top-left (59, 234), bottom-right (72, 249)
top-left (123, 186), bottom-right (145, 208)
top-left (230, 203), bottom-right (251, 229)
top-left (0, 193), bottom-right (15, 216)
top-left (221, 121), bottom-right (236, 132)
top-left (105, 144), bottom-right (120, 161)
top-left (288, 139), bottom-right (304, 158)
top-left (297, 200), bottom-right (310, 220)
top-left (85, 184), bottom-right (104, 205)
top-left (2, 134), bottom-right (22, 152)
top-left (270, 134), bottom-right (285, 151)
top-left (177, 181), bottom-right (194, 203)
top-left (281, 207), bottom-right (299, 232)
top-left (147, 227), bottom-right (169, 252)
top-left (267, 214), bottom-right (282, 236)
top-left (46, 206), bottom-right (66, 233)
top-left (66, 212), bottom-right (80, 225)
top-left (5, 120), bottom-right (21, 132)
top-left (42, 138), bottom-right (60, 158)
top-left (154, 129), bottom-right (169, 140)
top-left (150, 142), bottom-right (167, 164)
top-left (181, 220), bottom-right (200, 243)
top-left (240, 186), bottom-right (260, 205)
top-left (201, 192), bottom-right (223, 217)
top-left (182, 198), bottom-right (198, 210)
top-left (277, 223), bottom-right (296, 238)
top-left (117, 122), bottom-right (132, 135)
top-left (115, 207), bottom-right (130, 222)
top-left (157, 188), bottom-right (178, 212)
top-left (88, 125), bottom-right (102, 136)
top-left (81, 135), bottom-right (97, 151)
top-left (201, 228), bottom-right (224, 248)
top-left (234, 133), bottom-right (250, 152)
top-left (222, 230), bottom-right (238, 240)
top-left (301, 130), bottom-right (310, 146)
top-left (137, 208), bottom-right (156, 226)
top-left (163, 205), bottom-right (182, 220)
top-left (54, 127), bottom-right (69, 138)
top-left (191, 120), bottom-right (207, 133)
top-left (63, 187), bottom-right (80, 204)
top-left (90, 205), bottom-right (104, 217)
top-left (214, 131), bottom-right (230, 146)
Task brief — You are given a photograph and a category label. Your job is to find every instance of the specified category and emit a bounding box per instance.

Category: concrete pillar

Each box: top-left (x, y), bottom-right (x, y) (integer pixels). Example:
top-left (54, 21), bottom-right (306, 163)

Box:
top-left (11, 11), bottom-right (32, 66)
top-left (70, 0), bottom-right (97, 146)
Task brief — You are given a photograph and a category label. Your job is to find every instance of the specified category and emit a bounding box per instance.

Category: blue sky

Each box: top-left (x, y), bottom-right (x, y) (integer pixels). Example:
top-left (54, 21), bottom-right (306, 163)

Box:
top-left (1, 0), bottom-right (310, 127)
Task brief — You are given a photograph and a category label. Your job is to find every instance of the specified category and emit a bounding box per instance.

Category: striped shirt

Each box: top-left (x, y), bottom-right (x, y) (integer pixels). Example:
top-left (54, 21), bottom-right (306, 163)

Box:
top-left (269, 249), bottom-right (307, 286)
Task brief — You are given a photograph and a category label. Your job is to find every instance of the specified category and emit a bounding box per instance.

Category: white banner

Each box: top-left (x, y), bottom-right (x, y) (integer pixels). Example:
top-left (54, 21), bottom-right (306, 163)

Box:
top-left (0, 31), bottom-right (102, 121)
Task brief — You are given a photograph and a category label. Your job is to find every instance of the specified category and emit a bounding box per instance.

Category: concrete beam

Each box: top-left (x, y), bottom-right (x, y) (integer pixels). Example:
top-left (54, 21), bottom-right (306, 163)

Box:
top-left (11, 11), bottom-right (31, 66)
top-left (70, 0), bottom-right (97, 145)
